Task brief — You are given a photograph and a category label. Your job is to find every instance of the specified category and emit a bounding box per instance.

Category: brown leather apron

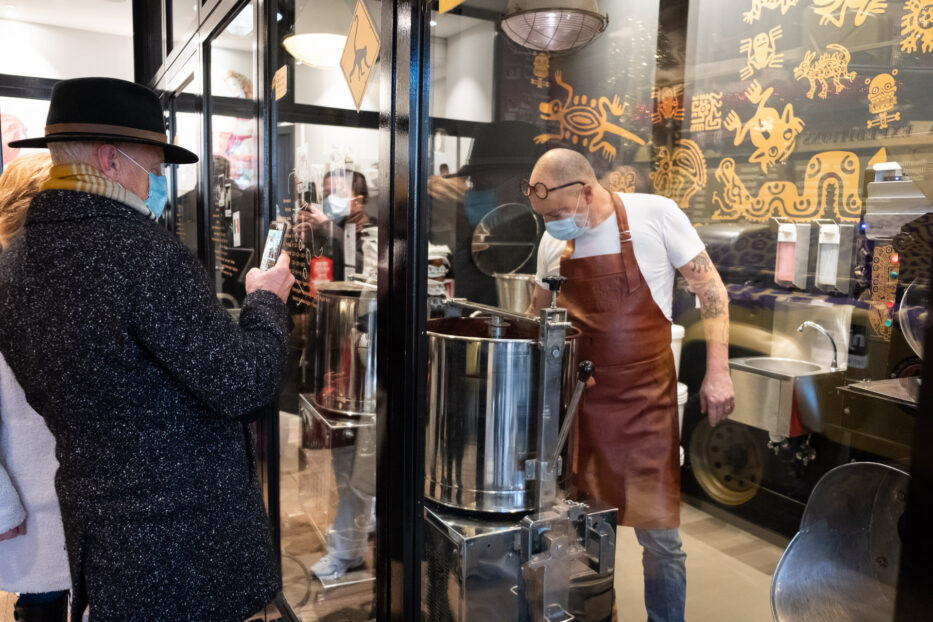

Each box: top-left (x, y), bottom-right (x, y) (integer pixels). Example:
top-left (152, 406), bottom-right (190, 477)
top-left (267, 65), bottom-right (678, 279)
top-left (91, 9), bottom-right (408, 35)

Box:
top-left (559, 194), bottom-right (680, 529)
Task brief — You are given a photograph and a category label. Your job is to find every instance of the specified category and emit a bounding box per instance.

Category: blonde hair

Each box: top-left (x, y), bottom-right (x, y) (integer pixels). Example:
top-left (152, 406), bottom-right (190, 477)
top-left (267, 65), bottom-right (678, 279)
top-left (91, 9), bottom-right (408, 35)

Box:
top-left (0, 152), bottom-right (53, 248)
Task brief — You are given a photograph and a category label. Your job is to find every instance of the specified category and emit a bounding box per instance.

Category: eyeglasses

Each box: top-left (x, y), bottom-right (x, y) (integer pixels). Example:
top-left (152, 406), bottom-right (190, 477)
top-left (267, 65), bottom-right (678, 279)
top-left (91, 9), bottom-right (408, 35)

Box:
top-left (520, 179), bottom-right (584, 200)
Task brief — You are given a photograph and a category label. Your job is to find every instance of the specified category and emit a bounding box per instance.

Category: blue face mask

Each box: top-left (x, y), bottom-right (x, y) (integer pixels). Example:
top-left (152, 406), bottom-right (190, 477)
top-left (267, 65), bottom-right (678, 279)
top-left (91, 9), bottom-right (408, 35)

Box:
top-left (117, 148), bottom-right (169, 219)
top-left (324, 195), bottom-right (350, 220)
top-left (464, 190), bottom-right (495, 226)
top-left (544, 189), bottom-right (589, 240)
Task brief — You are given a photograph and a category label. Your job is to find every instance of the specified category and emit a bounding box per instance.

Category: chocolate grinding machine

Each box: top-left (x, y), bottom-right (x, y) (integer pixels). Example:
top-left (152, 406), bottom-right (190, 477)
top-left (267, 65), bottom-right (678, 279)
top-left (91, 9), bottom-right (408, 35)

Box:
top-left (422, 277), bottom-right (617, 622)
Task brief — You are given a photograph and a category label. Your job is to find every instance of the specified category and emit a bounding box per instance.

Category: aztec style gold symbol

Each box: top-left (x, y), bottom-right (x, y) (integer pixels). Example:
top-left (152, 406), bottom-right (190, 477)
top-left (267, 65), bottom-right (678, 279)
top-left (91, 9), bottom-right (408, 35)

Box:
top-left (651, 85), bottom-right (685, 124)
top-left (690, 92), bottom-right (724, 132)
top-left (711, 150), bottom-right (868, 222)
top-left (794, 44), bottom-right (856, 99)
top-left (724, 80), bottom-right (805, 173)
top-left (866, 70), bottom-right (900, 129)
top-left (535, 71), bottom-right (646, 162)
top-left (813, 0), bottom-right (888, 28)
top-left (743, 0), bottom-right (798, 24)
top-left (604, 166), bottom-right (638, 194)
top-left (900, 0), bottom-right (933, 54)
top-left (649, 139), bottom-right (707, 211)
top-left (869, 244), bottom-right (896, 341)
top-left (531, 53), bottom-right (550, 89)
top-left (739, 26), bottom-right (784, 80)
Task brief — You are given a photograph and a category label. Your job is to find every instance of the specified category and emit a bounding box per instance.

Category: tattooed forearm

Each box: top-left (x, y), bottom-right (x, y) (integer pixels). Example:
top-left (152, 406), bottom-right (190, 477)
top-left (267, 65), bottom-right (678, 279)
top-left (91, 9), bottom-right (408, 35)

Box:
top-left (689, 251), bottom-right (714, 274)
top-left (698, 280), bottom-right (726, 319)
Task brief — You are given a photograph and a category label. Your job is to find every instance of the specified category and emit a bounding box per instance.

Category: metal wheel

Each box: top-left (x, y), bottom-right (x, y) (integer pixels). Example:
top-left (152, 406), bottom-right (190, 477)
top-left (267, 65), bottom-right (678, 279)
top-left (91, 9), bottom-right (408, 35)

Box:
top-left (688, 418), bottom-right (764, 506)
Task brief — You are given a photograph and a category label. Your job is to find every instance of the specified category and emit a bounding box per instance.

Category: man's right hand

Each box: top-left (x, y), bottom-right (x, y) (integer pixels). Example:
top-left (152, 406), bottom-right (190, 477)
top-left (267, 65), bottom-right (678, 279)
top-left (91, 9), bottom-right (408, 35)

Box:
top-left (0, 519), bottom-right (26, 542)
top-left (245, 252), bottom-right (295, 303)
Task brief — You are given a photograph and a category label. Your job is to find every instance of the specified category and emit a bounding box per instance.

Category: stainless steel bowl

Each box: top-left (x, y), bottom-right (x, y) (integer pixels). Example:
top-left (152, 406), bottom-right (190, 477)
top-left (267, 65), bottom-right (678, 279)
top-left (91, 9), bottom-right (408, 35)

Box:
top-left (493, 273), bottom-right (537, 314)
top-left (425, 316), bottom-right (578, 513)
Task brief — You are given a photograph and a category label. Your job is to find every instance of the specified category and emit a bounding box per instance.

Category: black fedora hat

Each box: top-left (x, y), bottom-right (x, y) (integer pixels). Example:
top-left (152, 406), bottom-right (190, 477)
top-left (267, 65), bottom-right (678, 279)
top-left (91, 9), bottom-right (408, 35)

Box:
top-left (449, 121), bottom-right (545, 178)
top-left (8, 77), bottom-right (198, 164)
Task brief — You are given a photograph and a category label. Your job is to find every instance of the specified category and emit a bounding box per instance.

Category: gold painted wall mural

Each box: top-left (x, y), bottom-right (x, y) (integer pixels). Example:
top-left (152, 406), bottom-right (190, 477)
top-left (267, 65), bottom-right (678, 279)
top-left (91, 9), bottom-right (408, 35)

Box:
top-left (724, 80), bottom-right (805, 173)
top-left (865, 70), bottom-right (900, 129)
top-left (901, 0), bottom-right (933, 53)
top-left (651, 85), bottom-right (685, 124)
top-left (739, 26), bottom-right (784, 80)
top-left (604, 167), bottom-right (638, 193)
top-left (690, 92), bottom-right (724, 131)
top-left (743, 0), bottom-right (798, 23)
top-left (649, 139), bottom-right (707, 211)
top-left (794, 44), bottom-right (856, 99)
top-left (535, 71), bottom-right (646, 162)
top-left (813, 0), bottom-right (888, 28)
top-left (711, 150), bottom-right (867, 222)
top-left (531, 53), bottom-right (550, 89)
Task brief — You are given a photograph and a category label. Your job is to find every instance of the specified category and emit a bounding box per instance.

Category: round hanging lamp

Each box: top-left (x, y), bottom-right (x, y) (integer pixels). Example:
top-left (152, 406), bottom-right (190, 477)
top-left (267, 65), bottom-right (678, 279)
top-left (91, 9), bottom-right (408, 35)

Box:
top-left (500, 0), bottom-right (608, 54)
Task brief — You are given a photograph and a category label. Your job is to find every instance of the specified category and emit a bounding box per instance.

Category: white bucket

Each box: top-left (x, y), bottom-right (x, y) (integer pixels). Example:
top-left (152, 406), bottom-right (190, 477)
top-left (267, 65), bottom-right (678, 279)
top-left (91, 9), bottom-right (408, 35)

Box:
top-left (671, 324), bottom-right (685, 378)
top-left (677, 382), bottom-right (688, 466)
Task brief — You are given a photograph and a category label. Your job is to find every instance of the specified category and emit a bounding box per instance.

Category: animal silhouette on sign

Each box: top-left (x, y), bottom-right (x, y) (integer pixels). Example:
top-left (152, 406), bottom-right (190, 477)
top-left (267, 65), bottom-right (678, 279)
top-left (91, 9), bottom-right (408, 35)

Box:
top-left (794, 44), bottom-right (856, 99)
top-left (534, 71), bottom-right (645, 163)
top-left (349, 15), bottom-right (371, 83)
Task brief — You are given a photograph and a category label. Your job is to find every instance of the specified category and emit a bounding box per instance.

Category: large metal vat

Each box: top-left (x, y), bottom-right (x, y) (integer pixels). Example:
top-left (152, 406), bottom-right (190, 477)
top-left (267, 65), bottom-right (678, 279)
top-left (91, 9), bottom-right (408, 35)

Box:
top-left (425, 316), bottom-right (578, 513)
top-left (312, 281), bottom-right (377, 417)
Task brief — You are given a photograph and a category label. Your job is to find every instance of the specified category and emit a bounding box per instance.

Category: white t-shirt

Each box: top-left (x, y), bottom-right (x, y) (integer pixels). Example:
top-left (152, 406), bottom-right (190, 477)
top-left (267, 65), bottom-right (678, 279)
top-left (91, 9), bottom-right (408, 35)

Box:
top-left (535, 193), bottom-right (704, 321)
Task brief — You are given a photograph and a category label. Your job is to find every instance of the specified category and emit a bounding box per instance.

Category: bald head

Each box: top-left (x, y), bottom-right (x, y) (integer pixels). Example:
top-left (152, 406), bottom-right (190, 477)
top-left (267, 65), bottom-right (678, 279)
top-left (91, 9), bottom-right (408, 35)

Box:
top-left (530, 148), bottom-right (598, 187)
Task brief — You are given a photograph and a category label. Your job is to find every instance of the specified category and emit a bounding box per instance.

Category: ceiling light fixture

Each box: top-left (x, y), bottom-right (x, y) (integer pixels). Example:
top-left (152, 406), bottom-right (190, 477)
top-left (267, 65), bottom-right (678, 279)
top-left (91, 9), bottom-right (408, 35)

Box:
top-left (283, 33), bottom-right (347, 68)
top-left (500, 0), bottom-right (608, 54)
top-left (282, 0), bottom-right (354, 69)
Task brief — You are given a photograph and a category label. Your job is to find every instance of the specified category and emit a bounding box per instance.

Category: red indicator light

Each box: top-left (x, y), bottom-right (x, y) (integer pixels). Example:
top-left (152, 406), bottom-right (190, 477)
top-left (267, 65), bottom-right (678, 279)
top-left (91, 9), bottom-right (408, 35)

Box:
top-left (891, 253), bottom-right (899, 263)
top-left (887, 301), bottom-right (894, 309)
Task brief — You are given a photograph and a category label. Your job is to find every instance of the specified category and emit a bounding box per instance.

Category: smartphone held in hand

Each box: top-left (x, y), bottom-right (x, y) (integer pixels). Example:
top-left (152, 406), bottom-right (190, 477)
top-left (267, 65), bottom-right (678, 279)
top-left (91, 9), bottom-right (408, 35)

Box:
top-left (260, 222), bottom-right (289, 271)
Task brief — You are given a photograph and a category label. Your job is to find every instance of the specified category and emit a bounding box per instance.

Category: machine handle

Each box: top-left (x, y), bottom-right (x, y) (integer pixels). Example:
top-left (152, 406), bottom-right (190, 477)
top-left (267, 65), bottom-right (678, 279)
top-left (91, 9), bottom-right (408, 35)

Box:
top-left (549, 361), bottom-right (594, 473)
top-left (542, 275), bottom-right (567, 309)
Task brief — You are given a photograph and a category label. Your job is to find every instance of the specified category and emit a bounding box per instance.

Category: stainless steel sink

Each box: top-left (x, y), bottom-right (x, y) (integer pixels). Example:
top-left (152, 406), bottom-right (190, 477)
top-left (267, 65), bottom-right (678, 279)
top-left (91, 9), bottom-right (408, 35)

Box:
top-left (729, 356), bottom-right (843, 437)
top-left (736, 357), bottom-right (825, 376)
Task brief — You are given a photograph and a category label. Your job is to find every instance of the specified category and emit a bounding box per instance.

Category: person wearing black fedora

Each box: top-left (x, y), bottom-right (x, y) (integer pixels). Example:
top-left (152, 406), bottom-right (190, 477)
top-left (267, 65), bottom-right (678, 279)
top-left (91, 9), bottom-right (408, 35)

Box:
top-left (0, 77), bottom-right (295, 621)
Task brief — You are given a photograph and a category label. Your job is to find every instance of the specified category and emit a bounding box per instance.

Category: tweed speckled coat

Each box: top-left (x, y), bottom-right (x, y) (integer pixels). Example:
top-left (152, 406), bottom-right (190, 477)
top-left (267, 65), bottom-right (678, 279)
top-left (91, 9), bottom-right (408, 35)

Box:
top-left (0, 190), bottom-right (288, 621)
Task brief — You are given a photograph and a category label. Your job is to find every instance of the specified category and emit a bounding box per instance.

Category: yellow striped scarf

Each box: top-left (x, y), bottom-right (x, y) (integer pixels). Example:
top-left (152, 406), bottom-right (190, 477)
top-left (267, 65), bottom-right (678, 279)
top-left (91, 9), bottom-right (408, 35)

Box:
top-left (40, 164), bottom-right (154, 219)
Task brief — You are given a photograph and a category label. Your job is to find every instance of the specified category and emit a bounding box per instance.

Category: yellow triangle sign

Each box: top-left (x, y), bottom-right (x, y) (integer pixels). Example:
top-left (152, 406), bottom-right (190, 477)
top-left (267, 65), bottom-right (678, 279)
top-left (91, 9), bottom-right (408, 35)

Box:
top-left (440, 0), bottom-right (467, 13)
top-left (340, 0), bottom-right (380, 112)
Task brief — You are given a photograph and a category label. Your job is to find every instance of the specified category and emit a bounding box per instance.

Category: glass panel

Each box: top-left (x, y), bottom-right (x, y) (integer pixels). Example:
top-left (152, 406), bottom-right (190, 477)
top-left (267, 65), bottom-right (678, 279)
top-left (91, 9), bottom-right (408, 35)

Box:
top-left (172, 0), bottom-right (199, 51)
top-left (282, 0), bottom-right (382, 112)
top-left (423, 0), bottom-right (929, 620)
top-left (209, 3), bottom-right (259, 306)
top-left (0, 97), bottom-right (50, 170)
top-left (274, 0), bottom-right (383, 617)
top-left (171, 72), bottom-right (203, 256)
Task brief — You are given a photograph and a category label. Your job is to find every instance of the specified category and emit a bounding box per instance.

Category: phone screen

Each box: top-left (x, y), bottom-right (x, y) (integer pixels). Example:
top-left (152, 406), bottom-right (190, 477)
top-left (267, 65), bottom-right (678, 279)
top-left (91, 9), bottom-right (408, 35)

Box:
top-left (260, 223), bottom-right (288, 271)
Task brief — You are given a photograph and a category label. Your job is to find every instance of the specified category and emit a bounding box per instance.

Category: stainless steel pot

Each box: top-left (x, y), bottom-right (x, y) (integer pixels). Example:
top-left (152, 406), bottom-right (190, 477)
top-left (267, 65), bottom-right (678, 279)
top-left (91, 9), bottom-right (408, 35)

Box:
top-left (312, 281), bottom-right (377, 417)
top-left (425, 316), bottom-right (578, 513)
top-left (493, 273), bottom-right (537, 314)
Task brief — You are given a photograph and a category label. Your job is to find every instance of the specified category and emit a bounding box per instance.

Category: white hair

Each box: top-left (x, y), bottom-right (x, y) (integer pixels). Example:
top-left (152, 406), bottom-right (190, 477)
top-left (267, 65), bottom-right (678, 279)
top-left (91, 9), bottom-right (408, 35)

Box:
top-left (47, 141), bottom-right (105, 166)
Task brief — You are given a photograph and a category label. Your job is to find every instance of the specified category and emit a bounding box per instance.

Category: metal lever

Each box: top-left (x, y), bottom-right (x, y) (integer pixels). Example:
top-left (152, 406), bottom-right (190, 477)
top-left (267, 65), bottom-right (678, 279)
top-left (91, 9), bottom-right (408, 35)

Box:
top-left (542, 275), bottom-right (567, 309)
top-left (549, 361), bottom-right (595, 472)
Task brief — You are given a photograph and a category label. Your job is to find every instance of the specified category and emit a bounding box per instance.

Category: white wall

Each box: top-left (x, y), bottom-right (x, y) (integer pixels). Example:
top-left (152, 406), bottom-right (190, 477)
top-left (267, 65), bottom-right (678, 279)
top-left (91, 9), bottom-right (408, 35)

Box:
top-left (443, 22), bottom-right (494, 124)
top-left (0, 19), bottom-right (133, 80)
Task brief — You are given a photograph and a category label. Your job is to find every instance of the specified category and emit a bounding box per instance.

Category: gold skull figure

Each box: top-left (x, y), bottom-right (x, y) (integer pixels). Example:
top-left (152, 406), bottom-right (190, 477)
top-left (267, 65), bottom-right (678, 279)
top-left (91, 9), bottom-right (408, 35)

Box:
top-left (866, 71), bottom-right (898, 114)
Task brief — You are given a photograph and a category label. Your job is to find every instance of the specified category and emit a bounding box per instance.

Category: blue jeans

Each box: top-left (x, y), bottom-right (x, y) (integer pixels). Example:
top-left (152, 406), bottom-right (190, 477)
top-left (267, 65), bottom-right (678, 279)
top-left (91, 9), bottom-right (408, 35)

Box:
top-left (327, 445), bottom-right (375, 560)
top-left (634, 528), bottom-right (686, 622)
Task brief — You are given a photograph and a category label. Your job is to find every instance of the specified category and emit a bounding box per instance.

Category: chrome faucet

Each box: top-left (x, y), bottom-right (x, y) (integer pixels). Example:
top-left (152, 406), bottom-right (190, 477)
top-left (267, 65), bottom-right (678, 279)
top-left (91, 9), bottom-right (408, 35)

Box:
top-left (797, 321), bottom-right (838, 369)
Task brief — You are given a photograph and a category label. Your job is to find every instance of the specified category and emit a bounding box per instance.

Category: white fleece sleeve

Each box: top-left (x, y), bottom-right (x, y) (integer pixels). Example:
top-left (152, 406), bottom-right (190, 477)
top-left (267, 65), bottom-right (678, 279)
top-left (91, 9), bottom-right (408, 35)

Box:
top-left (0, 460), bottom-right (26, 533)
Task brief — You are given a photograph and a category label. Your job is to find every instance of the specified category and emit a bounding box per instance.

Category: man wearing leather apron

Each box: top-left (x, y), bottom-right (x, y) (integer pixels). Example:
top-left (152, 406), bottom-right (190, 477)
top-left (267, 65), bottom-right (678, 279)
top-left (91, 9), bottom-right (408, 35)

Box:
top-left (528, 149), bottom-right (735, 622)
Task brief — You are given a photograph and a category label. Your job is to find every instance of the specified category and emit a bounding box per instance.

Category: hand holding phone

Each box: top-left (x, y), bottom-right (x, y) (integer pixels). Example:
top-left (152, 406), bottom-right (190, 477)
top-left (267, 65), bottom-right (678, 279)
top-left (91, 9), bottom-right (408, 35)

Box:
top-left (246, 251), bottom-right (294, 303)
top-left (260, 222), bottom-right (289, 271)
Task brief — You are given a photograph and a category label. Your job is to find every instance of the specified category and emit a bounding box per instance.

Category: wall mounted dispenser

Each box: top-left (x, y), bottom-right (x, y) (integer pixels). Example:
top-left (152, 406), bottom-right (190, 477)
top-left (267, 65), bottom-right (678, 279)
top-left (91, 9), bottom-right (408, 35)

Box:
top-left (775, 221), bottom-right (811, 289)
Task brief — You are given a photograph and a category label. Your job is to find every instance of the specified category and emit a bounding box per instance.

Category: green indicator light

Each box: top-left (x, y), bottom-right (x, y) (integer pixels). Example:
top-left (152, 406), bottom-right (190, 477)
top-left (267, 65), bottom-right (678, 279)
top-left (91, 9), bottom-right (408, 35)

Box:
top-left (884, 319), bottom-right (893, 328)
top-left (890, 271), bottom-right (899, 279)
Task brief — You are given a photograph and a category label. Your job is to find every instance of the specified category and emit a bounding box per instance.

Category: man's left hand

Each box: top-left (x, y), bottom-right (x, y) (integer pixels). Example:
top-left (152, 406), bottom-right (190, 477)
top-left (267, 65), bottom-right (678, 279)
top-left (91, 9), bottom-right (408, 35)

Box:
top-left (700, 369), bottom-right (735, 425)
